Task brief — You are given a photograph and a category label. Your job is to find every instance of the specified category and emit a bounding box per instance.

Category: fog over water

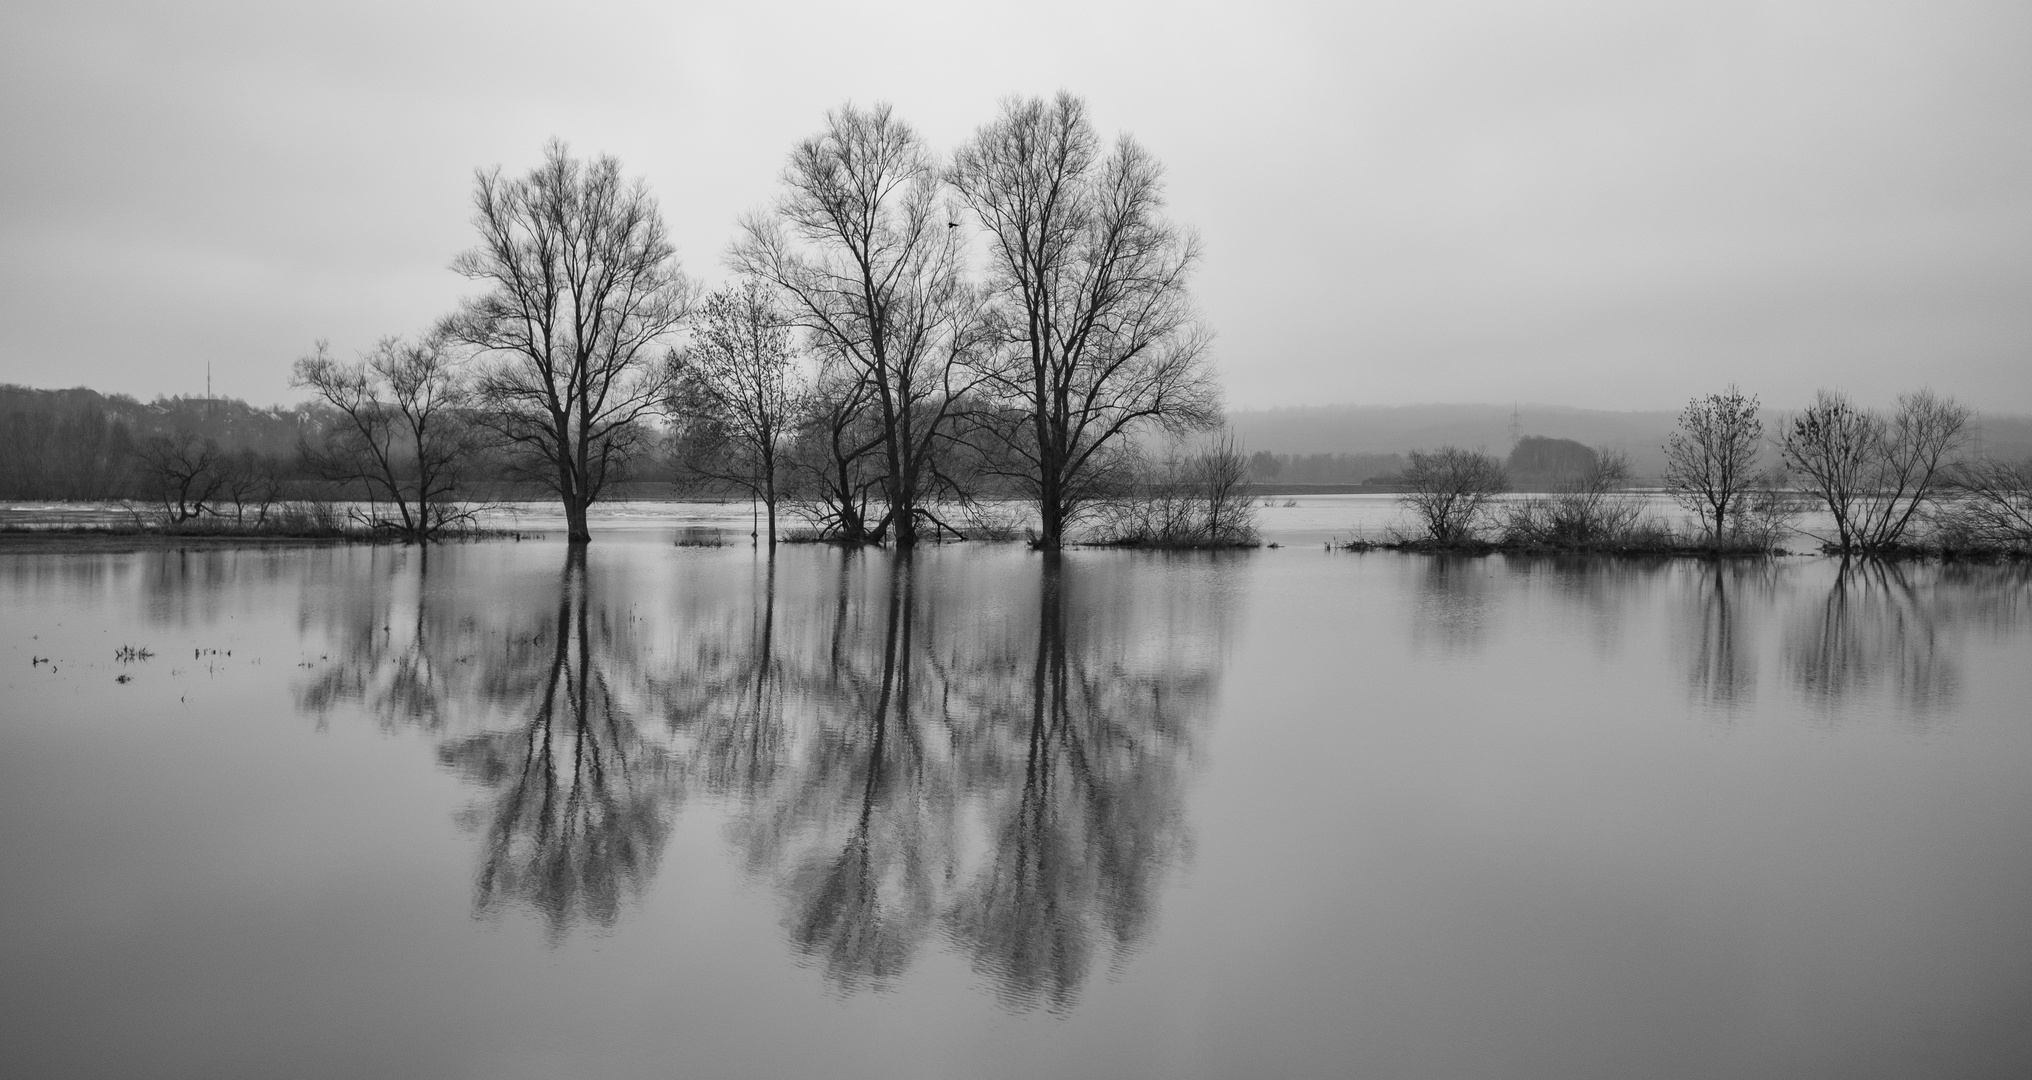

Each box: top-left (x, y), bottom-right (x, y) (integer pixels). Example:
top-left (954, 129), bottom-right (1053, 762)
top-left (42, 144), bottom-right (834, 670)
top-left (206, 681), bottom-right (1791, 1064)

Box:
top-left (3, 529), bottom-right (2029, 1078)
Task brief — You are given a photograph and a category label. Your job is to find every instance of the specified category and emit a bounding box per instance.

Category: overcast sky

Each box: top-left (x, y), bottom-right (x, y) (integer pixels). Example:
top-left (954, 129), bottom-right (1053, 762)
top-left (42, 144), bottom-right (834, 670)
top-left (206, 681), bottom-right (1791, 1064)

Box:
top-left (2, 0), bottom-right (2027, 413)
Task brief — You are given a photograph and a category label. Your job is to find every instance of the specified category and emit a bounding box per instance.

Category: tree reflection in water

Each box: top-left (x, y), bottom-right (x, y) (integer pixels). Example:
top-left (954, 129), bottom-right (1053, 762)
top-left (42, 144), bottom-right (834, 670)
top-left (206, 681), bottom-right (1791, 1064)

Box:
top-left (1411, 555), bottom-right (1494, 653)
top-left (1786, 559), bottom-right (1960, 715)
top-left (944, 553), bottom-right (1203, 1011)
top-left (1779, 559), bottom-right (2032, 719)
top-left (438, 549), bottom-right (680, 940)
top-left (294, 546), bottom-right (1234, 1008)
top-left (717, 554), bottom-right (951, 992)
top-left (704, 552), bottom-right (1227, 1009)
top-left (1683, 560), bottom-right (1766, 710)
top-left (297, 549), bottom-right (682, 940)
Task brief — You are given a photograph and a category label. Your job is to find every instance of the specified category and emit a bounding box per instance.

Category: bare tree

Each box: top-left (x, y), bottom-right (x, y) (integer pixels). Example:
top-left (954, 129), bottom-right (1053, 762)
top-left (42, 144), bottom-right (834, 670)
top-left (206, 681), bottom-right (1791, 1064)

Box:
top-left (732, 103), bottom-right (987, 547)
top-left (1940, 456), bottom-right (2032, 551)
top-left (1782, 389), bottom-right (1971, 553)
top-left (1663, 386), bottom-right (1763, 544)
top-left (216, 448), bottom-right (284, 527)
top-left (1194, 428), bottom-right (1255, 546)
top-left (448, 140), bottom-right (693, 544)
top-left (782, 349), bottom-right (887, 541)
top-left (668, 282), bottom-right (801, 546)
top-left (1398, 446), bottom-right (1508, 543)
top-left (133, 428), bottom-right (227, 524)
top-left (294, 333), bottom-right (475, 542)
top-left (951, 93), bottom-right (1220, 549)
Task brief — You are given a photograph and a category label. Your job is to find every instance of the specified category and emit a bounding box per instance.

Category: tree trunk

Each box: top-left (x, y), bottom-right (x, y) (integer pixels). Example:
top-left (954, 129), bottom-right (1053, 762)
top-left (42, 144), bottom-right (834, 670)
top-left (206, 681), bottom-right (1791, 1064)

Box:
top-left (1038, 486), bottom-right (1064, 549)
top-left (565, 492), bottom-right (591, 544)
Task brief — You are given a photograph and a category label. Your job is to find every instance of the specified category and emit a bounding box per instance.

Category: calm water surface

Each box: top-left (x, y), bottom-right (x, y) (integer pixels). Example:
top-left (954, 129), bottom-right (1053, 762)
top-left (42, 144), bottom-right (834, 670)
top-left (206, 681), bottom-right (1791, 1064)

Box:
top-left (3, 531), bottom-right (2029, 1078)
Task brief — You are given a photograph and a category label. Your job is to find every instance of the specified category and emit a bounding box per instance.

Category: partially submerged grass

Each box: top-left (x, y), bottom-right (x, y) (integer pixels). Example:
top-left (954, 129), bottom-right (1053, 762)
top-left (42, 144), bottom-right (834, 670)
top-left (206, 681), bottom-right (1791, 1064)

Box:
top-left (673, 526), bottom-right (734, 547)
top-left (1083, 535), bottom-right (1261, 551)
top-left (1, 501), bottom-right (532, 549)
top-left (1331, 519), bottom-right (1793, 559)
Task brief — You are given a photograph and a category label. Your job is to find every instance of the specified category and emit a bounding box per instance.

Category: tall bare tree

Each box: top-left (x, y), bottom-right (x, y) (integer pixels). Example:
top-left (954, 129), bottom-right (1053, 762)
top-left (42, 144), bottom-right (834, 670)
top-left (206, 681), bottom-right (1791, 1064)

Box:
top-left (668, 282), bottom-right (800, 546)
top-left (294, 332), bottom-right (475, 542)
top-left (448, 140), bottom-right (693, 543)
top-left (733, 103), bottom-right (987, 547)
top-left (1663, 386), bottom-right (1764, 544)
top-left (950, 93), bottom-right (1220, 549)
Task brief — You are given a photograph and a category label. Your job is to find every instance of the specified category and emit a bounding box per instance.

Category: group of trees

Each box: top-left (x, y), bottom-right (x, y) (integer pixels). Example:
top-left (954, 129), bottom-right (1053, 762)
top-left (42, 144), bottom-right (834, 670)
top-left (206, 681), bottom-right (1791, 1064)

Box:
top-left (1246, 451), bottom-right (1405, 486)
top-left (11, 98), bottom-right (1233, 549)
top-left (1664, 384), bottom-right (2018, 554)
top-left (1386, 384), bottom-right (2028, 554)
top-left (697, 96), bottom-right (1223, 548)
top-left (0, 391), bottom-right (136, 500)
top-left (288, 96), bottom-right (1223, 548)
top-left (286, 146), bottom-right (693, 544)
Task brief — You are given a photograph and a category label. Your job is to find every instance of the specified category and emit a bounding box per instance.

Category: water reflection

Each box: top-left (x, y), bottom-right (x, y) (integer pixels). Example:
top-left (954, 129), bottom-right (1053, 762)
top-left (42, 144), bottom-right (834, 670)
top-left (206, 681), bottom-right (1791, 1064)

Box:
top-left (294, 547), bottom-right (1233, 1008)
top-left (729, 555), bottom-right (954, 993)
top-left (1683, 560), bottom-right (1767, 710)
top-left (1785, 559), bottom-right (1961, 716)
top-left (1412, 556), bottom-right (1494, 652)
top-left (946, 554), bottom-right (1202, 1010)
top-left (439, 550), bottom-right (681, 939)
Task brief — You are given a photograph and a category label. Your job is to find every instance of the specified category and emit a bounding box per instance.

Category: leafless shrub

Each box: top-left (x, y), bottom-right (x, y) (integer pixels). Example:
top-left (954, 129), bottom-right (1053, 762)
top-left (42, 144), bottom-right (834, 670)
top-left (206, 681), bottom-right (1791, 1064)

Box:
top-left (1397, 446), bottom-right (1507, 543)
top-left (1933, 457), bottom-right (2032, 552)
top-left (1093, 430), bottom-right (1258, 547)
top-left (1502, 449), bottom-right (1643, 546)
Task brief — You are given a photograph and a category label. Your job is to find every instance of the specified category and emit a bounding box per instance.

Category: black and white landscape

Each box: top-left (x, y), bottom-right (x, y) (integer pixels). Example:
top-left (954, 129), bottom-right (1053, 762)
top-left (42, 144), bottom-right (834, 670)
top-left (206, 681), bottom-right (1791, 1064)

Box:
top-left (3, 3), bottom-right (2030, 1078)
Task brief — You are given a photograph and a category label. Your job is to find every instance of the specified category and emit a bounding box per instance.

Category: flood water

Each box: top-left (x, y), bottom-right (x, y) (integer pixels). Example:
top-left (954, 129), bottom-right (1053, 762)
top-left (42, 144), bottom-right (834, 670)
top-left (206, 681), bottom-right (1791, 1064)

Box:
top-left (3, 529), bottom-right (2030, 1078)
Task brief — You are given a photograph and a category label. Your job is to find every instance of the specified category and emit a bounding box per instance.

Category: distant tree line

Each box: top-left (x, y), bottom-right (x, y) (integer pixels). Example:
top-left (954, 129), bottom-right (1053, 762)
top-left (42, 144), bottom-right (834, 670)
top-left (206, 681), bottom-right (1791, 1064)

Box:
top-left (1246, 451), bottom-right (1406, 486)
top-left (0, 385), bottom-right (313, 501)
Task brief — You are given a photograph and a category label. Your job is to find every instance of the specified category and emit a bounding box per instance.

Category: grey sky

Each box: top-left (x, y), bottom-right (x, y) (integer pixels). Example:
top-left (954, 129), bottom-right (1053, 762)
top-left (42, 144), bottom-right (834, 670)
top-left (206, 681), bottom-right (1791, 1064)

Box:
top-left (2, 0), bottom-right (2027, 412)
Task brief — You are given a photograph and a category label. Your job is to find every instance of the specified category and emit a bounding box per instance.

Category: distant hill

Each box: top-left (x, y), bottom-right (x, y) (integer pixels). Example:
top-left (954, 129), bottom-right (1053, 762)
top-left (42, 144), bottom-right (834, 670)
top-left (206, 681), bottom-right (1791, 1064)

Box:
top-left (1, 384), bottom-right (315, 457)
top-left (1, 383), bottom-right (319, 500)
top-left (1227, 402), bottom-right (2032, 480)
